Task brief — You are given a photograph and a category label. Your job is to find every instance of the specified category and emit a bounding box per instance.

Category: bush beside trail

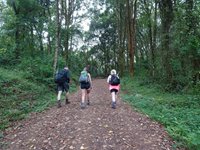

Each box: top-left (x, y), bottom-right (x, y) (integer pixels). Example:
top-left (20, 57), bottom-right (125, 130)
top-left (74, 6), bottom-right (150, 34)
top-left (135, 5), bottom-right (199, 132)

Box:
top-left (121, 76), bottom-right (200, 150)
top-left (0, 67), bottom-right (56, 130)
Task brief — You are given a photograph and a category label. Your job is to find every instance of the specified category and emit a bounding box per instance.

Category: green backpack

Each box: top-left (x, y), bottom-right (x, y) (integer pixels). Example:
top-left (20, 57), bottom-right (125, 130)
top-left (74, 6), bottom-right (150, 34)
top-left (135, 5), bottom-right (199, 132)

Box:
top-left (79, 71), bottom-right (89, 83)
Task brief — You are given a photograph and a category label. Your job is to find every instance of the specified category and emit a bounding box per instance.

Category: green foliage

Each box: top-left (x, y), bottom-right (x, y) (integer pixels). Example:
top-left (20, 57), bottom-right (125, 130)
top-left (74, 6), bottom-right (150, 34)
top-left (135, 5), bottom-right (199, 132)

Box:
top-left (0, 67), bottom-right (56, 130)
top-left (16, 56), bottom-right (54, 84)
top-left (122, 76), bottom-right (200, 150)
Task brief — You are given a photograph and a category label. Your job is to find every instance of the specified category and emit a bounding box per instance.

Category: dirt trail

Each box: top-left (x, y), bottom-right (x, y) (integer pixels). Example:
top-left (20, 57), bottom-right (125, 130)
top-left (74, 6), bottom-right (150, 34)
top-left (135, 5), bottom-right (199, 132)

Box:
top-left (1, 79), bottom-right (175, 150)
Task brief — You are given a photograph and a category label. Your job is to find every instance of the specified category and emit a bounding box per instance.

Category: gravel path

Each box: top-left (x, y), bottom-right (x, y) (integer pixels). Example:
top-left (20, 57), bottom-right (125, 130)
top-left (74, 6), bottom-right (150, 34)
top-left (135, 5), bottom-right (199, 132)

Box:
top-left (1, 79), bottom-right (175, 150)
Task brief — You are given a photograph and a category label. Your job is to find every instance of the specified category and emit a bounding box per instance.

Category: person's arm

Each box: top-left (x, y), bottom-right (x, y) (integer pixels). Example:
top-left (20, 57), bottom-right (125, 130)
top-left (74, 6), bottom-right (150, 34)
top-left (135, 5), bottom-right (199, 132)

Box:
top-left (68, 71), bottom-right (71, 83)
top-left (107, 75), bottom-right (111, 84)
top-left (88, 73), bottom-right (92, 88)
top-left (64, 70), bottom-right (70, 83)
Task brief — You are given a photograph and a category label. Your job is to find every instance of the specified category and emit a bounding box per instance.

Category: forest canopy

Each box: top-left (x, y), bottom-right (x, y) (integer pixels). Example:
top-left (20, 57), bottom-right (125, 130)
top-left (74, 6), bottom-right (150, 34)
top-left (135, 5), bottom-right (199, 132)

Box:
top-left (0, 0), bottom-right (200, 91)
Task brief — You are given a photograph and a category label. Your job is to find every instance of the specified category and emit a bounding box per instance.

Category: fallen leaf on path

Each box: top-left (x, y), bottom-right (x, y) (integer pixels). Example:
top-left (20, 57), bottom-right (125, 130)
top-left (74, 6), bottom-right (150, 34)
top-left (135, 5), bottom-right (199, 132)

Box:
top-left (80, 145), bottom-right (87, 150)
top-left (104, 125), bottom-right (108, 128)
top-left (69, 145), bottom-right (74, 149)
top-left (108, 130), bottom-right (113, 134)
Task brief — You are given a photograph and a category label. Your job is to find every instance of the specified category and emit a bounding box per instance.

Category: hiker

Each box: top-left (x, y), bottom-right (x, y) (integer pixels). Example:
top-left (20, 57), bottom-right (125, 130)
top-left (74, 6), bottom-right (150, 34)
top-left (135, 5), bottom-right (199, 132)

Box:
top-left (86, 64), bottom-right (90, 73)
top-left (55, 67), bottom-right (70, 108)
top-left (79, 67), bottom-right (92, 109)
top-left (107, 69), bottom-right (120, 109)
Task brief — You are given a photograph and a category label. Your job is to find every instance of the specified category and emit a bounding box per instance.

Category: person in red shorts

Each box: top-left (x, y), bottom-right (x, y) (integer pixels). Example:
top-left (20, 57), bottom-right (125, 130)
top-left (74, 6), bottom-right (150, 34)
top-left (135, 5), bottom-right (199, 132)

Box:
top-left (107, 69), bottom-right (120, 109)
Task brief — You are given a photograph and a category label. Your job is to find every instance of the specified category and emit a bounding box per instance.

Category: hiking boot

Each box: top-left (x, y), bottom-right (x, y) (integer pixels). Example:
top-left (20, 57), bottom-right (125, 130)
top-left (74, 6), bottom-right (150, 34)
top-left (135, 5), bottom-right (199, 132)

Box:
top-left (81, 102), bottom-right (86, 109)
top-left (87, 100), bottom-right (90, 105)
top-left (111, 101), bottom-right (116, 109)
top-left (57, 100), bottom-right (61, 108)
top-left (65, 99), bottom-right (70, 104)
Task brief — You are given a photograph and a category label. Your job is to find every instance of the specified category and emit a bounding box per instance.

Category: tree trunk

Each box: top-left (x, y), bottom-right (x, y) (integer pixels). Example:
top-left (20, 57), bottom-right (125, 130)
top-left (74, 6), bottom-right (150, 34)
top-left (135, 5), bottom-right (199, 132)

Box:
top-left (116, 0), bottom-right (125, 76)
top-left (30, 25), bottom-right (34, 57)
top-left (152, 0), bottom-right (158, 77)
top-left (127, 0), bottom-right (135, 76)
top-left (53, 0), bottom-right (61, 76)
top-left (10, 1), bottom-right (20, 60)
top-left (39, 32), bottom-right (44, 57)
top-left (15, 26), bottom-right (20, 60)
top-left (185, 0), bottom-right (200, 84)
top-left (159, 0), bottom-right (173, 82)
top-left (47, 34), bottom-right (51, 55)
top-left (47, 7), bottom-right (52, 55)
top-left (63, 0), bottom-right (69, 65)
top-left (144, 0), bottom-right (158, 77)
top-left (63, 0), bottom-right (76, 66)
top-left (133, 0), bottom-right (137, 73)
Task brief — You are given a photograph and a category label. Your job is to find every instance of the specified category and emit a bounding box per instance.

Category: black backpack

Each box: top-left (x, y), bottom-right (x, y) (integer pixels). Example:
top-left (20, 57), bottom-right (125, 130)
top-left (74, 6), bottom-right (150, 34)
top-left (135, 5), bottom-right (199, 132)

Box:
top-left (110, 75), bottom-right (120, 85)
top-left (55, 70), bottom-right (66, 83)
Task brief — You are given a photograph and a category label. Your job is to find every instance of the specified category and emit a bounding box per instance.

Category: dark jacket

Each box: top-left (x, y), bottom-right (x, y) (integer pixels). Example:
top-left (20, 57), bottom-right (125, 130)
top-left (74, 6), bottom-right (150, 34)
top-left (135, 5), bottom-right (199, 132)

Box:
top-left (63, 69), bottom-right (70, 83)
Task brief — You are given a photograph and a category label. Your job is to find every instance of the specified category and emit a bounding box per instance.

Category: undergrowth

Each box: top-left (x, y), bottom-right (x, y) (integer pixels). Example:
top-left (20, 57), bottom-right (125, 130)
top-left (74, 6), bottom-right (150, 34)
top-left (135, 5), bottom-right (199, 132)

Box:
top-left (0, 67), bottom-right (77, 131)
top-left (121, 76), bottom-right (200, 150)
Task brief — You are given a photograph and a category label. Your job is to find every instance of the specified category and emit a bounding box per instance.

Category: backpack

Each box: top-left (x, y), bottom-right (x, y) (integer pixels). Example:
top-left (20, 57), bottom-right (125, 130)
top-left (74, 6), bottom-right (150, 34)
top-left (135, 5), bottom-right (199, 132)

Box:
top-left (79, 71), bottom-right (89, 83)
top-left (110, 75), bottom-right (120, 85)
top-left (54, 70), bottom-right (66, 83)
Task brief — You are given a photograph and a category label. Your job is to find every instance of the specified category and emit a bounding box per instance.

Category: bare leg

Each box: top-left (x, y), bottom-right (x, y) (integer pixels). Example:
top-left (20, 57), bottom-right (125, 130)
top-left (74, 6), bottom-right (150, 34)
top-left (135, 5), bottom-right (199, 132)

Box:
top-left (65, 91), bottom-right (68, 99)
top-left (57, 91), bottom-right (62, 101)
top-left (65, 91), bottom-right (70, 104)
top-left (57, 91), bottom-right (62, 108)
top-left (111, 92), bottom-right (116, 102)
top-left (86, 89), bottom-right (90, 105)
top-left (81, 89), bottom-right (86, 109)
top-left (81, 89), bottom-right (86, 103)
top-left (111, 92), bottom-right (116, 109)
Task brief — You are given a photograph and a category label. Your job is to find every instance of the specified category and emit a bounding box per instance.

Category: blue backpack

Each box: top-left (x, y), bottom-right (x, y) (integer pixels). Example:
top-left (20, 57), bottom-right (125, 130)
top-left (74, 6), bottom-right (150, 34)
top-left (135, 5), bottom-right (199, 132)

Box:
top-left (55, 70), bottom-right (66, 83)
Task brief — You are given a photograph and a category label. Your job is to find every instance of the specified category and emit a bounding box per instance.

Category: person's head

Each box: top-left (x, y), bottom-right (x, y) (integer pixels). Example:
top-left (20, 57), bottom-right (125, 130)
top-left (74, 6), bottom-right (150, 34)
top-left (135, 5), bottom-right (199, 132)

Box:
top-left (83, 67), bottom-right (87, 71)
top-left (86, 65), bottom-right (90, 72)
top-left (64, 66), bottom-right (68, 70)
top-left (111, 69), bottom-right (116, 75)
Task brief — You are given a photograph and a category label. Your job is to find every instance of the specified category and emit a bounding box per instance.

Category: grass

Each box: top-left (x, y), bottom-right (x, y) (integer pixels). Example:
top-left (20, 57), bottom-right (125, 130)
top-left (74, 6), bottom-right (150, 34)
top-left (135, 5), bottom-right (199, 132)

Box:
top-left (0, 68), bottom-right (53, 130)
top-left (121, 76), bottom-right (200, 150)
top-left (0, 67), bottom-right (77, 131)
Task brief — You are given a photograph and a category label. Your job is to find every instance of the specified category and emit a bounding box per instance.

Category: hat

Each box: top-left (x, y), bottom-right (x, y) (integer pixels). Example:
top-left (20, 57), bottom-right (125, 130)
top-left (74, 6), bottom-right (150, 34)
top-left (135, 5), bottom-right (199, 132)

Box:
top-left (111, 69), bottom-right (116, 75)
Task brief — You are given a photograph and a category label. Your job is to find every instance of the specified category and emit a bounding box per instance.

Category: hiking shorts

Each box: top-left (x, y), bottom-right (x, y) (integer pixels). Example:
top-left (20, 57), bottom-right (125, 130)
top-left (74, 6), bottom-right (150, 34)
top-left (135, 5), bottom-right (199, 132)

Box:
top-left (57, 82), bottom-right (69, 92)
top-left (110, 89), bottom-right (118, 93)
top-left (80, 82), bottom-right (90, 90)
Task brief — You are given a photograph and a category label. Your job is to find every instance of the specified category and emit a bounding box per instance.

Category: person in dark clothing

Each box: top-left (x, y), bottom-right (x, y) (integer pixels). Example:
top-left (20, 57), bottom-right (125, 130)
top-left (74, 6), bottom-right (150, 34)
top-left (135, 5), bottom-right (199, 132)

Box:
top-left (56, 67), bottom-right (70, 108)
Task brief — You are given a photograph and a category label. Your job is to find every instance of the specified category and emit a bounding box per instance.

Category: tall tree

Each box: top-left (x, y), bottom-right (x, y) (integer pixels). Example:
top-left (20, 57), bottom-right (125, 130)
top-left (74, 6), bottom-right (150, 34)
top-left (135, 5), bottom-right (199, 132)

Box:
top-left (159, 0), bottom-right (173, 82)
top-left (152, 0), bottom-right (158, 77)
top-left (140, 0), bottom-right (158, 77)
top-left (185, 0), bottom-right (200, 84)
top-left (53, 0), bottom-right (61, 75)
top-left (7, 0), bottom-right (20, 59)
top-left (126, 0), bottom-right (137, 76)
top-left (111, 0), bottom-right (126, 76)
top-left (126, 0), bottom-right (134, 76)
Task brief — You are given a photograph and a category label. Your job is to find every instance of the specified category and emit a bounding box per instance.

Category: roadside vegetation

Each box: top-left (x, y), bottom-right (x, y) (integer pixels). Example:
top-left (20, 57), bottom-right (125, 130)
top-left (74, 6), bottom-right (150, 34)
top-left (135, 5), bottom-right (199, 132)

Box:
top-left (0, 1), bottom-right (200, 150)
top-left (121, 76), bottom-right (200, 150)
top-left (0, 64), bottom-right (77, 131)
